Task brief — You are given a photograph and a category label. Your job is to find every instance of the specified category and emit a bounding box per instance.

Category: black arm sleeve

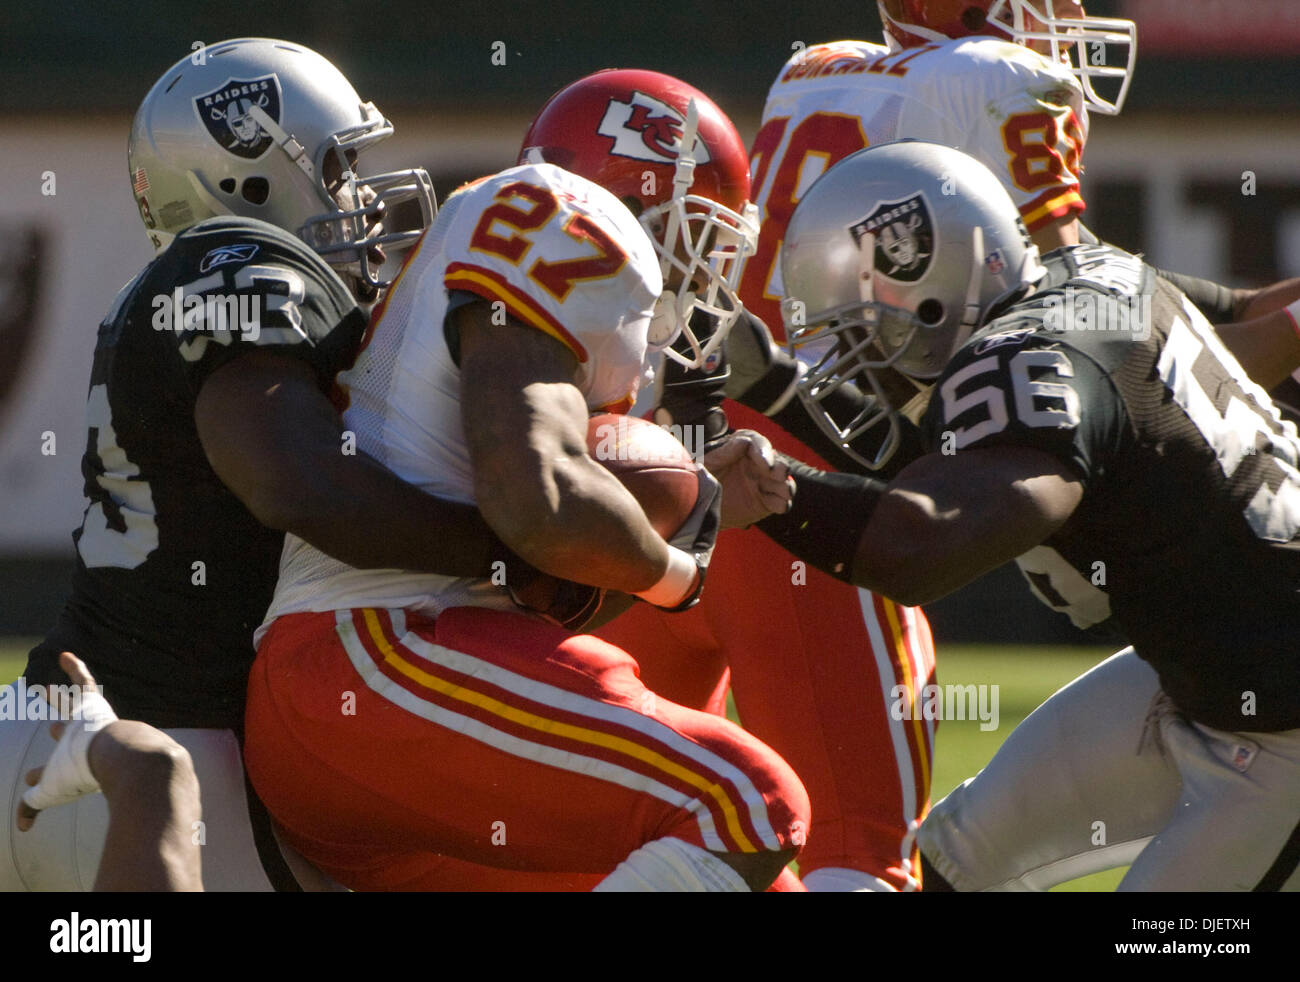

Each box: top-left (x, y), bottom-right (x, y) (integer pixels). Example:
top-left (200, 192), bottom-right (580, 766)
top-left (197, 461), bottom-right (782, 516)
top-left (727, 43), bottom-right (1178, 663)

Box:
top-left (1152, 267), bottom-right (1239, 324)
top-left (755, 452), bottom-right (885, 581)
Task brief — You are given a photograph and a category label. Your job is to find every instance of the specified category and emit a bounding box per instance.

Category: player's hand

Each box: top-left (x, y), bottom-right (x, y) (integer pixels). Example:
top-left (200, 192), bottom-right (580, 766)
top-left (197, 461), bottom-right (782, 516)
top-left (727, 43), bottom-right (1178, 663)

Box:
top-left (654, 317), bottom-right (730, 447)
top-left (506, 566), bottom-right (608, 632)
top-left (704, 429), bottom-right (794, 530)
top-left (15, 652), bottom-right (118, 832)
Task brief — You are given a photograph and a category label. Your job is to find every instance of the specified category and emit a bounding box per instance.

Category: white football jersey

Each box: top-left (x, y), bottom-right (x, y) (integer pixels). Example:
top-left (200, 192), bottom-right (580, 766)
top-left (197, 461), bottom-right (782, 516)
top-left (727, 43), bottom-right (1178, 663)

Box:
top-left (259, 163), bottom-right (661, 635)
top-left (740, 38), bottom-right (1089, 336)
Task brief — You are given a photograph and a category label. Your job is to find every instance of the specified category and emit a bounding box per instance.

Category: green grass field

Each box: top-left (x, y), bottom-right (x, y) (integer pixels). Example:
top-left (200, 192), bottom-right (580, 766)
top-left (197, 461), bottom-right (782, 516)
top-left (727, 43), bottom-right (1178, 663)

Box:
top-left (0, 637), bottom-right (1125, 890)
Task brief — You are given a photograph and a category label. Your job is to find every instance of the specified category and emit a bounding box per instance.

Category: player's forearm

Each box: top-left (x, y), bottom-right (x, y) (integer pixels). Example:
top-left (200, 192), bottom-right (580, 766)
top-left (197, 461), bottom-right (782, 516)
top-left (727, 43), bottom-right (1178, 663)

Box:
top-left (197, 350), bottom-right (502, 577)
top-left (854, 449), bottom-right (1085, 605)
top-left (459, 304), bottom-right (682, 596)
top-left (1214, 307), bottom-right (1300, 391)
top-left (473, 437), bottom-right (673, 594)
top-left (760, 448), bottom-right (1082, 606)
top-left (286, 449), bottom-right (501, 576)
top-left (753, 458), bottom-right (970, 604)
top-left (90, 721), bottom-right (202, 892)
top-left (1230, 277), bottom-right (1300, 322)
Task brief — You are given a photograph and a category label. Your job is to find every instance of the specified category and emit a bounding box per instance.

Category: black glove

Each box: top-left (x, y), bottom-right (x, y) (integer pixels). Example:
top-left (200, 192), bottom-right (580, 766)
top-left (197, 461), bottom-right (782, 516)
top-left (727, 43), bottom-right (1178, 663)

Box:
top-left (723, 309), bottom-right (784, 404)
top-left (656, 311), bottom-right (730, 449)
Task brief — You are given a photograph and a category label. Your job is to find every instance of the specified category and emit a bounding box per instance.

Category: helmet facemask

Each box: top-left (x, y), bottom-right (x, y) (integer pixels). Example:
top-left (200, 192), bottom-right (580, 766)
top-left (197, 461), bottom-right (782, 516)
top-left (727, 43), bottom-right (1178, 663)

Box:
top-left (989, 1), bottom-right (1136, 115)
top-left (877, 1), bottom-right (1136, 115)
top-left (643, 100), bottom-right (758, 369)
top-left (293, 103), bottom-right (436, 292)
top-left (786, 297), bottom-right (934, 471)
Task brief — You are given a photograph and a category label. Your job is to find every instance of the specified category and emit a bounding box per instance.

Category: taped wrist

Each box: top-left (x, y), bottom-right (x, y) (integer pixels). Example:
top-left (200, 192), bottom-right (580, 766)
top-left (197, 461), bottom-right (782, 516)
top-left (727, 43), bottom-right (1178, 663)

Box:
top-left (21, 691), bottom-right (118, 812)
top-left (755, 453), bottom-right (883, 582)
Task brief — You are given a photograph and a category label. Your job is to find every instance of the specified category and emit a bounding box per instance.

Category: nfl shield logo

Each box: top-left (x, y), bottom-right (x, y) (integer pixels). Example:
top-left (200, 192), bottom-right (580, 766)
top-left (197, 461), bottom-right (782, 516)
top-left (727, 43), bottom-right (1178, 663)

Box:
top-left (194, 75), bottom-right (283, 159)
top-left (849, 192), bottom-right (934, 284)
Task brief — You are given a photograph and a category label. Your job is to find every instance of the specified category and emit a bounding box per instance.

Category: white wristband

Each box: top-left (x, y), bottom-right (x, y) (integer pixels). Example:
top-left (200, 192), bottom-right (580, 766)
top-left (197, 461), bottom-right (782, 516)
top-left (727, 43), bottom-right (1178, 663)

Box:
top-left (633, 546), bottom-right (699, 609)
top-left (21, 691), bottom-right (118, 812)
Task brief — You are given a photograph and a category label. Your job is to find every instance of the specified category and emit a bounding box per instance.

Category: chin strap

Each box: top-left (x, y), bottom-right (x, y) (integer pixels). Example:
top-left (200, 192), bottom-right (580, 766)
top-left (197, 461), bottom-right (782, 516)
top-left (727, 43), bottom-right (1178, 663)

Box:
top-left (651, 99), bottom-right (701, 357)
top-left (659, 98), bottom-right (699, 283)
top-left (247, 105), bottom-right (315, 178)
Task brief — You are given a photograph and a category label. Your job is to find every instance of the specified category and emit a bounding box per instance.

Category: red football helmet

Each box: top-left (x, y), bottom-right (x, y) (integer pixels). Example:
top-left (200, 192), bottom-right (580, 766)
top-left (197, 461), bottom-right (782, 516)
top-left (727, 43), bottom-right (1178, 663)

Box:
top-left (520, 69), bottom-right (758, 369)
top-left (876, 0), bottom-right (1136, 115)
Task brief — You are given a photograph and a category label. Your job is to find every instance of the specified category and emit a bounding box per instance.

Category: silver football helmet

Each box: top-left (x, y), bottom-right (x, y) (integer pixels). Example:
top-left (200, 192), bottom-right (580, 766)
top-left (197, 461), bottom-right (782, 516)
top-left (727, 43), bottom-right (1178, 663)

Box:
top-left (128, 38), bottom-right (435, 290)
top-left (781, 141), bottom-right (1045, 470)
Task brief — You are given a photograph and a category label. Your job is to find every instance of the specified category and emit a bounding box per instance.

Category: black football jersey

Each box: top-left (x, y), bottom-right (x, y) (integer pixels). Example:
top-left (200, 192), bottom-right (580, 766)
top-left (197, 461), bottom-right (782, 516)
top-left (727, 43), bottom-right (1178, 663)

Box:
top-left (26, 217), bottom-right (366, 728)
top-left (921, 244), bottom-right (1300, 731)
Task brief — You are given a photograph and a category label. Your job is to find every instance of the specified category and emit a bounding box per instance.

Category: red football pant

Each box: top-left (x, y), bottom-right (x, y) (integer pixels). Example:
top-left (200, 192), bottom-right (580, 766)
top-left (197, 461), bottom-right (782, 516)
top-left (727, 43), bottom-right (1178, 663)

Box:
top-left (597, 399), bottom-right (938, 890)
top-left (244, 606), bottom-right (810, 890)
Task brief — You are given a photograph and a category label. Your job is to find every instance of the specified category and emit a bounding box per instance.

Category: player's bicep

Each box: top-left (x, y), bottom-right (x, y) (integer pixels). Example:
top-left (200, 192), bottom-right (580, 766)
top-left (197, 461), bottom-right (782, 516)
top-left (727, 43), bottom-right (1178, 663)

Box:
top-left (456, 300), bottom-right (590, 522)
top-left (194, 348), bottom-right (341, 528)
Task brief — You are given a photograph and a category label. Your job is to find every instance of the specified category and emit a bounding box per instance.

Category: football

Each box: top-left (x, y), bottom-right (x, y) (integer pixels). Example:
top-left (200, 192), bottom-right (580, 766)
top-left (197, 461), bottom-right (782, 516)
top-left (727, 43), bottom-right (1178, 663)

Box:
top-left (586, 413), bottom-right (700, 539)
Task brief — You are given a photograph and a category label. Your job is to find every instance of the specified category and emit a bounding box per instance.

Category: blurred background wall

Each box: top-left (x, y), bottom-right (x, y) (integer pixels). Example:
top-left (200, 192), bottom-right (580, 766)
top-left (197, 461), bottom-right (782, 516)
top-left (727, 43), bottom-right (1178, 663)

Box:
top-left (1, 0), bottom-right (1294, 640)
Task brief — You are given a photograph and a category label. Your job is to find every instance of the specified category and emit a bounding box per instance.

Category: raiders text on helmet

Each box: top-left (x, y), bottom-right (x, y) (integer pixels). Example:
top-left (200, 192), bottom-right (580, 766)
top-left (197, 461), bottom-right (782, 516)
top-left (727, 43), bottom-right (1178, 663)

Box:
top-left (781, 140), bottom-right (1045, 470)
top-left (519, 69), bottom-right (758, 369)
top-left (876, 0), bottom-right (1136, 115)
top-left (128, 38), bottom-right (435, 289)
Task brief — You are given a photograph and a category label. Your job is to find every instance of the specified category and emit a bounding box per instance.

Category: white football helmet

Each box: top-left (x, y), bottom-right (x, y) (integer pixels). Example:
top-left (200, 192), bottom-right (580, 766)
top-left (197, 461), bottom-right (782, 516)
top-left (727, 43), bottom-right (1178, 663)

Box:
top-left (781, 141), bottom-right (1045, 470)
top-left (128, 38), bottom-right (435, 290)
top-left (877, 0), bottom-right (1137, 115)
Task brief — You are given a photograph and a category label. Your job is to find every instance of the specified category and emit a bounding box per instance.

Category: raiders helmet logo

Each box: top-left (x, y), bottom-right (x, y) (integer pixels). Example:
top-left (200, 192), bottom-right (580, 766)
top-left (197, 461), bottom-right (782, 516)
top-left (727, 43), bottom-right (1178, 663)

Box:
top-left (849, 193), bottom-right (934, 284)
top-left (596, 91), bottom-right (712, 165)
top-left (194, 76), bottom-right (282, 159)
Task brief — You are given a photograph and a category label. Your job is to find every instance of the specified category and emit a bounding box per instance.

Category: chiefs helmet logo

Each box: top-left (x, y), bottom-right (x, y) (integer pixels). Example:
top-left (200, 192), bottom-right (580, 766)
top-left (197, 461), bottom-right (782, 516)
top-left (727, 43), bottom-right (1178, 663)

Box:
top-left (194, 75), bottom-right (282, 160)
top-left (596, 91), bottom-right (711, 165)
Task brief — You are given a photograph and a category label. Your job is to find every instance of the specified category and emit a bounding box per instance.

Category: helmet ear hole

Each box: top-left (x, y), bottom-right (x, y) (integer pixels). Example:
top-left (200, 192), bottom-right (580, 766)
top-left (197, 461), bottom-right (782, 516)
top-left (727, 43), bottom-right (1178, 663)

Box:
top-left (241, 177), bottom-right (270, 205)
top-left (918, 299), bottom-right (945, 325)
top-left (961, 6), bottom-right (988, 31)
top-left (218, 178), bottom-right (236, 194)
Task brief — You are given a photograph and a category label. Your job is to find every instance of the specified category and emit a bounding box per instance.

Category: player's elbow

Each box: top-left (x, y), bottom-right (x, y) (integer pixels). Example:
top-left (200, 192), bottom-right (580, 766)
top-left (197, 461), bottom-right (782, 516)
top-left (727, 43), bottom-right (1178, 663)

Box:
top-left (851, 494), bottom-right (961, 606)
top-left (238, 470), bottom-right (331, 534)
top-left (237, 484), bottom-right (300, 532)
top-left (473, 449), bottom-right (576, 561)
top-left (856, 545), bottom-right (946, 607)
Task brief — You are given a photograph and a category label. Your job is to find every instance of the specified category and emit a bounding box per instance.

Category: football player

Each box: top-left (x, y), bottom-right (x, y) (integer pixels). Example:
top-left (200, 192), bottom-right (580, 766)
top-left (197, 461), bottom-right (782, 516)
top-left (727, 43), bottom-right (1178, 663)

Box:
top-left (605, 0), bottom-right (1128, 894)
top-left (243, 69), bottom-right (808, 892)
top-left (600, 0), bottom-right (1133, 893)
top-left (2, 37), bottom-right (557, 891)
top-left (624, 0), bottom-right (1299, 892)
top-left (763, 140), bottom-right (1300, 891)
